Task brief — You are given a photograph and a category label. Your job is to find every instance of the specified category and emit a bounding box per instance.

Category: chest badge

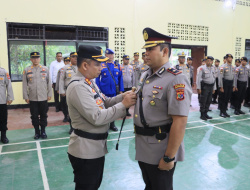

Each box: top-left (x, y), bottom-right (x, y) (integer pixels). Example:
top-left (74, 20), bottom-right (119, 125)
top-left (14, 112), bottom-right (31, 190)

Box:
top-left (152, 90), bottom-right (159, 94)
top-left (150, 100), bottom-right (156, 106)
top-left (153, 86), bottom-right (163, 90)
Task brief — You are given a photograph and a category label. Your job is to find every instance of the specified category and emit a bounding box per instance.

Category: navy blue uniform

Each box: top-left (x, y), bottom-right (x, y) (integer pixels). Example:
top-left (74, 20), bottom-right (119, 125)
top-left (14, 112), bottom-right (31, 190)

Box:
top-left (96, 62), bottom-right (124, 97)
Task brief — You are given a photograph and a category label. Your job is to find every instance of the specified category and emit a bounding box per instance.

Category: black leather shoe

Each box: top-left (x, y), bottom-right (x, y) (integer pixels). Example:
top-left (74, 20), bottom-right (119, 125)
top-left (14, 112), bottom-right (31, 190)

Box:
top-left (243, 103), bottom-right (250, 107)
top-left (110, 122), bottom-right (118, 131)
top-left (238, 110), bottom-right (245, 114)
top-left (63, 117), bottom-right (68, 122)
top-left (41, 132), bottom-right (47, 139)
top-left (56, 108), bottom-right (60, 112)
top-left (213, 100), bottom-right (218, 104)
top-left (205, 113), bottom-right (212, 119)
top-left (126, 112), bottom-right (131, 117)
top-left (234, 110), bottom-right (240, 115)
top-left (224, 112), bottom-right (230, 117)
top-left (1, 137), bottom-right (9, 144)
top-left (200, 113), bottom-right (207, 121)
top-left (220, 112), bottom-right (227, 118)
top-left (208, 109), bottom-right (212, 112)
top-left (34, 133), bottom-right (40, 140)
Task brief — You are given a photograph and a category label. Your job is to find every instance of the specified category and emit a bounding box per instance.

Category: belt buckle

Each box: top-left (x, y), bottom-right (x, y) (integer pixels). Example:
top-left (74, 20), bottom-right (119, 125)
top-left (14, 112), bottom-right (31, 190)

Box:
top-left (155, 127), bottom-right (166, 142)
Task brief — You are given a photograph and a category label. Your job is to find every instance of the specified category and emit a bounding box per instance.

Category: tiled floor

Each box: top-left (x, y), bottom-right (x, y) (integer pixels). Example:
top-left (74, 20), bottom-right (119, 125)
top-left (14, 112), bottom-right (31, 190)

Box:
top-left (1, 95), bottom-right (250, 190)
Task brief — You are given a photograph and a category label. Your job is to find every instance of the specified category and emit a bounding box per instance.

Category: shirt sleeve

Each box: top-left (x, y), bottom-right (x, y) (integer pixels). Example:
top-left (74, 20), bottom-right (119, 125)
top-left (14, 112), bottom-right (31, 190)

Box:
top-left (196, 67), bottom-right (203, 89)
top-left (49, 62), bottom-right (54, 82)
top-left (22, 69), bottom-right (28, 100)
top-left (59, 68), bottom-right (66, 94)
top-left (5, 71), bottom-right (14, 101)
top-left (68, 84), bottom-right (126, 126)
top-left (167, 74), bottom-right (192, 116)
top-left (118, 65), bottom-right (124, 92)
top-left (47, 68), bottom-right (52, 97)
top-left (218, 66), bottom-right (224, 88)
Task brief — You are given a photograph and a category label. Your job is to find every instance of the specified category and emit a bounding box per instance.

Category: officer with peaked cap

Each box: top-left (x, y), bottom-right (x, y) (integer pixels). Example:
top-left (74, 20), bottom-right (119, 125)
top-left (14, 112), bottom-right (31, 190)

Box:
top-left (56, 57), bottom-right (70, 122)
top-left (233, 57), bottom-right (249, 115)
top-left (121, 54), bottom-right (135, 116)
top-left (23, 52), bottom-right (52, 139)
top-left (59, 52), bottom-right (78, 134)
top-left (174, 52), bottom-right (191, 83)
top-left (212, 59), bottom-right (220, 104)
top-left (0, 67), bottom-right (14, 143)
top-left (96, 48), bottom-right (124, 131)
top-left (196, 56), bottom-right (216, 120)
top-left (218, 53), bottom-right (235, 117)
top-left (133, 27), bottom-right (192, 190)
top-left (66, 45), bottom-right (136, 190)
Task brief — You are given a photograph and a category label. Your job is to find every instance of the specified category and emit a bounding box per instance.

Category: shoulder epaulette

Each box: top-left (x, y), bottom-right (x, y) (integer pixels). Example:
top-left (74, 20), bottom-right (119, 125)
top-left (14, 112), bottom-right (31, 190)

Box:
top-left (167, 67), bottom-right (182, 75)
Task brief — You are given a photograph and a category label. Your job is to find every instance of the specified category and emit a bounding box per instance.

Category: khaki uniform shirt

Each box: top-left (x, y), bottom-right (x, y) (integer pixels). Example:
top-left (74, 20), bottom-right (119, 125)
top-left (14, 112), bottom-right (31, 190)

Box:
top-left (213, 66), bottom-right (220, 78)
top-left (0, 67), bottom-right (14, 104)
top-left (218, 63), bottom-right (235, 88)
top-left (66, 71), bottom-right (126, 159)
top-left (122, 65), bottom-right (135, 88)
top-left (134, 62), bottom-right (192, 165)
top-left (174, 64), bottom-right (191, 83)
top-left (59, 64), bottom-right (77, 94)
top-left (130, 60), bottom-right (142, 87)
top-left (196, 65), bottom-right (216, 90)
top-left (189, 65), bottom-right (194, 79)
top-left (22, 65), bottom-right (52, 101)
top-left (137, 63), bottom-right (149, 83)
top-left (234, 65), bottom-right (249, 88)
top-left (55, 69), bottom-right (61, 92)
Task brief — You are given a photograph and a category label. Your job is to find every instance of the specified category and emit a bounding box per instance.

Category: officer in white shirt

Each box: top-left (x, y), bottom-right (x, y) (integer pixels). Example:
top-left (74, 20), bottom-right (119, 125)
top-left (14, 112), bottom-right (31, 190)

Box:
top-left (49, 52), bottom-right (65, 112)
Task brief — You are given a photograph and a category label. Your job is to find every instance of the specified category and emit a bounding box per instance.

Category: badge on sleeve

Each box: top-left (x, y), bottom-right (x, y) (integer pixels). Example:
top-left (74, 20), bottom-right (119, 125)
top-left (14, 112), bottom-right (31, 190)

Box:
top-left (173, 84), bottom-right (185, 89)
top-left (85, 78), bottom-right (91, 85)
top-left (176, 89), bottom-right (185, 101)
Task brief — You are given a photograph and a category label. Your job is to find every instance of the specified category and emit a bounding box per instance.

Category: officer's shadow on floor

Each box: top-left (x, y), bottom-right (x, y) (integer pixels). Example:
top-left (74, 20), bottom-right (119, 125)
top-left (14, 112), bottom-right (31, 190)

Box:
top-left (209, 126), bottom-right (239, 169)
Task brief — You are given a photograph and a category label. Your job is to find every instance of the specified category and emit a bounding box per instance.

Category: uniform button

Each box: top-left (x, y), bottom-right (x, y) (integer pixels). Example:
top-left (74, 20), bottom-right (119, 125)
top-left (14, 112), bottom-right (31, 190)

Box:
top-left (142, 98), bottom-right (144, 100)
top-left (135, 114), bottom-right (138, 118)
top-left (152, 95), bottom-right (155, 98)
top-left (146, 80), bottom-right (149, 84)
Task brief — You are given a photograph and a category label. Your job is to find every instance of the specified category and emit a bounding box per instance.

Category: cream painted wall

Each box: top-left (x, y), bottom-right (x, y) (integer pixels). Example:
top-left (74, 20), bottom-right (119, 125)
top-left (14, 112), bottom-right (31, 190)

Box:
top-left (0, 0), bottom-right (249, 105)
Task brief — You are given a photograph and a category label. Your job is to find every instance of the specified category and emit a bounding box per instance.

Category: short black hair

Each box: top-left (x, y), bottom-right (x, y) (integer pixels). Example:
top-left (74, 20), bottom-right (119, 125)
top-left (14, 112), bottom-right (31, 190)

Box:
top-left (56, 52), bottom-right (62, 56)
top-left (77, 57), bottom-right (92, 68)
top-left (159, 43), bottom-right (172, 57)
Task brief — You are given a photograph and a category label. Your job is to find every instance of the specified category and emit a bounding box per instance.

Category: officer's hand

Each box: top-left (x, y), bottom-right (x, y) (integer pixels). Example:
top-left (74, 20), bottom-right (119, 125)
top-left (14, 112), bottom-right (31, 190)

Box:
top-left (212, 90), bottom-right (215, 94)
top-left (220, 88), bottom-right (224, 93)
top-left (120, 91), bottom-right (123, 94)
top-left (57, 91), bottom-right (59, 94)
top-left (7, 100), bottom-right (13, 105)
top-left (192, 84), bottom-right (195, 88)
top-left (197, 89), bottom-right (201, 94)
top-left (233, 87), bottom-right (235, 92)
top-left (61, 94), bottom-right (66, 97)
top-left (122, 92), bottom-right (137, 108)
top-left (236, 88), bottom-right (238, 91)
top-left (158, 158), bottom-right (174, 171)
top-left (122, 91), bottom-right (132, 99)
top-left (47, 97), bottom-right (51, 101)
top-left (25, 99), bottom-right (30, 104)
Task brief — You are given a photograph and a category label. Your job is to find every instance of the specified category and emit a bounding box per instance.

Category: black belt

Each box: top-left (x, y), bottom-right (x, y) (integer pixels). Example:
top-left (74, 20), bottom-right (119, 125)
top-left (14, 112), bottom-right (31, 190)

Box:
top-left (237, 80), bottom-right (247, 84)
top-left (74, 129), bottom-right (108, 140)
top-left (134, 124), bottom-right (172, 140)
top-left (202, 82), bottom-right (214, 87)
top-left (223, 79), bottom-right (233, 82)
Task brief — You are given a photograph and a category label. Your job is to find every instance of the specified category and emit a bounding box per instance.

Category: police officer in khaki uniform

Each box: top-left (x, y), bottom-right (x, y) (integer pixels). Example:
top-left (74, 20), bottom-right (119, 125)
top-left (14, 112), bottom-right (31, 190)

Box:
top-left (196, 56), bottom-right (216, 120)
top-left (187, 57), bottom-right (194, 87)
top-left (137, 52), bottom-right (149, 81)
top-left (67, 45), bottom-right (136, 190)
top-left (59, 52), bottom-right (78, 134)
top-left (212, 59), bottom-right (220, 104)
top-left (197, 59), bottom-right (206, 104)
top-left (130, 52), bottom-right (142, 86)
top-left (23, 52), bottom-right (52, 139)
top-left (233, 57), bottom-right (249, 115)
top-left (0, 67), bottom-right (14, 144)
top-left (218, 53), bottom-right (235, 117)
top-left (56, 57), bottom-right (70, 122)
top-left (134, 28), bottom-right (192, 190)
top-left (121, 55), bottom-right (135, 116)
top-left (230, 59), bottom-right (241, 109)
top-left (174, 52), bottom-right (191, 83)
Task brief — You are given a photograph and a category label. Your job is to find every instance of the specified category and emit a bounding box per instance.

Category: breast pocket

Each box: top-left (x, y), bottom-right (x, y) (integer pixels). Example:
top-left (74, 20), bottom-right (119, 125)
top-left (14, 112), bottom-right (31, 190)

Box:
top-left (40, 72), bottom-right (47, 81)
top-left (101, 69), bottom-right (109, 78)
top-left (204, 73), bottom-right (210, 78)
top-left (27, 73), bottom-right (34, 83)
top-left (147, 92), bottom-right (164, 108)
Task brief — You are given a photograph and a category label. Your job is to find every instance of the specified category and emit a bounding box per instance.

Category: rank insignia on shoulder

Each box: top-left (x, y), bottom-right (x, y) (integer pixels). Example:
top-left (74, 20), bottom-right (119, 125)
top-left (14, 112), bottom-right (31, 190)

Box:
top-left (158, 67), bottom-right (165, 75)
top-left (176, 89), bottom-right (185, 101)
top-left (99, 106), bottom-right (103, 109)
top-left (153, 86), bottom-right (163, 90)
top-left (92, 89), bottom-right (96, 93)
top-left (173, 84), bottom-right (185, 89)
top-left (85, 78), bottom-right (91, 85)
top-left (96, 99), bottom-right (103, 105)
top-left (167, 68), bottom-right (181, 75)
top-left (200, 68), bottom-right (203, 71)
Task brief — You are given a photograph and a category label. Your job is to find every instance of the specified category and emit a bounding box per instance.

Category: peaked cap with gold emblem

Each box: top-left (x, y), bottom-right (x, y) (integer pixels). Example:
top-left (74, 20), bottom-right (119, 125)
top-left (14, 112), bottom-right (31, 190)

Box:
top-left (77, 45), bottom-right (108, 62)
top-left (30, 52), bottom-right (40, 58)
top-left (142, 27), bottom-right (177, 49)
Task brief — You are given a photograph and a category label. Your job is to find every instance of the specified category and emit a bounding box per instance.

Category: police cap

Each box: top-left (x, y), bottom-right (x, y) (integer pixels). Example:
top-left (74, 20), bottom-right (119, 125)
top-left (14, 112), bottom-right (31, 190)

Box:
top-left (64, 57), bottom-right (70, 62)
top-left (123, 55), bottom-right (130, 60)
top-left (205, 56), bottom-right (214, 60)
top-left (134, 52), bottom-right (139, 56)
top-left (225, 54), bottom-right (233, 59)
top-left (30, 52), bottom-right (40, 58)
top-left (187, 57), bottom-right (192, 61)
top-left (105, 48), bottom-right (114, 54)
top-left (70, 52), bottom-right (78, 56)
top-left (142, 52), bottom-right (145, 56)
top-left (241, 57), bottom-right (248, 62)
top-left (178, 52), bottom-right (186, 58)
top-left (77, 45), bottom-right (108, 62)
top-left (215, 59), bottom-right (220, 62)
top-left (142, 27), bottom-right (177, 49)
top-left (235, 59), bottom-right (241, 63)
